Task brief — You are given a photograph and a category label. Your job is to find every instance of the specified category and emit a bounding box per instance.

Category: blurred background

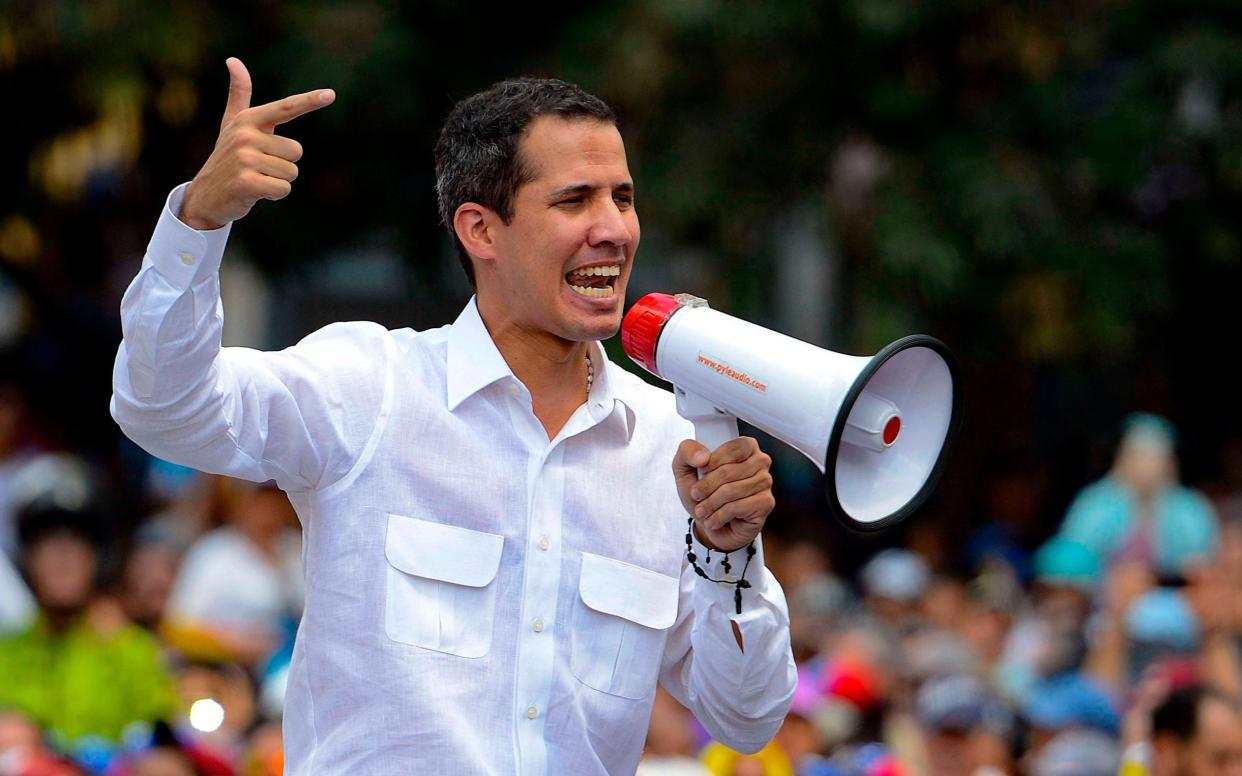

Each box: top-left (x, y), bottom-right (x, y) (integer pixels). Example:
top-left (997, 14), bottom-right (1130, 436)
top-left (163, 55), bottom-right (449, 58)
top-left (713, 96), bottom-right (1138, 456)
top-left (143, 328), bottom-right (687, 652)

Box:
top-left (2, 1), bottom-right (1241, 775)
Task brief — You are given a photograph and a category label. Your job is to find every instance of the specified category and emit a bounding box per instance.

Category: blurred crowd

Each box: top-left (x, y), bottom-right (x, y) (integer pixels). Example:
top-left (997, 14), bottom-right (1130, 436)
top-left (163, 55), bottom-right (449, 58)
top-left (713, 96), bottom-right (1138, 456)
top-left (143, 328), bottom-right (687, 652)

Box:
top-left (637, 414), bottom-right (1242, 776)
top-left (3, 340), bottom-right (1242, 776)
top-left (0, 363), bottom-right (295, 776)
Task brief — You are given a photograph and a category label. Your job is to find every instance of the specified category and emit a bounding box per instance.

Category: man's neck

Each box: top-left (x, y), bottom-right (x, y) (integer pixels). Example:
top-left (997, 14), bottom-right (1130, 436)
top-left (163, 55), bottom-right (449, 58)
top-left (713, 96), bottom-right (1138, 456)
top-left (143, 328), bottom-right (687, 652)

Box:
top-left (476, 303), bottom-right (591, 440)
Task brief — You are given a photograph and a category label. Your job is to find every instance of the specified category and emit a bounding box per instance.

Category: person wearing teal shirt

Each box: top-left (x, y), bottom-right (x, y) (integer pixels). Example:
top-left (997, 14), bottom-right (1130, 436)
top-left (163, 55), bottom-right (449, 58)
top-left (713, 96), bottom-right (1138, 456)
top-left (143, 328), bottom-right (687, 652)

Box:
top-left (1058, 414), bottom-right (1218, 577)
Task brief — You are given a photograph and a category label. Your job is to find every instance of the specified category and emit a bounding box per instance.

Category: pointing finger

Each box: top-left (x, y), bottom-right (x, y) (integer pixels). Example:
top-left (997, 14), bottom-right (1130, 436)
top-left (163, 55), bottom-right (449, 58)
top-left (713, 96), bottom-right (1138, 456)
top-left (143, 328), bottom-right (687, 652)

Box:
top-left (245, 88), bottom-right (336, 131)
top-left (223, 57), bottom-right (252, 125)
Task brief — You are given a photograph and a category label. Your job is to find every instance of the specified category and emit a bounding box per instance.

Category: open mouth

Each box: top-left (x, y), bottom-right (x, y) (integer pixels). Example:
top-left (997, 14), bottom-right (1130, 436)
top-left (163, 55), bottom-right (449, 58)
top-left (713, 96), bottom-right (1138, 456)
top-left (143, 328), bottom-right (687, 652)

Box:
top-left (565, 264), bottom-right (621, 299)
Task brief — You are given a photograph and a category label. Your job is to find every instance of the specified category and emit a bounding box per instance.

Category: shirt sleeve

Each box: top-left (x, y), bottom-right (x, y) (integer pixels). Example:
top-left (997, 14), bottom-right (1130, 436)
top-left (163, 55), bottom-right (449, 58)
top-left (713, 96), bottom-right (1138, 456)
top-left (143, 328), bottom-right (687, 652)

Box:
top-left (110, 183), bottom-right (393, 494)
top-left (657, 527), bottom-right (796, 754)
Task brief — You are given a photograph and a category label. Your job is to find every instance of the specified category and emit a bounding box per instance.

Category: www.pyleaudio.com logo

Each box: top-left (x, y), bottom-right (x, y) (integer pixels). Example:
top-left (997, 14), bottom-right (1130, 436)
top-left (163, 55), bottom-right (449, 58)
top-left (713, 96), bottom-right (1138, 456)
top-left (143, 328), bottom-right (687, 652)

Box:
top-left (696, 353), bottom-right (768, 393)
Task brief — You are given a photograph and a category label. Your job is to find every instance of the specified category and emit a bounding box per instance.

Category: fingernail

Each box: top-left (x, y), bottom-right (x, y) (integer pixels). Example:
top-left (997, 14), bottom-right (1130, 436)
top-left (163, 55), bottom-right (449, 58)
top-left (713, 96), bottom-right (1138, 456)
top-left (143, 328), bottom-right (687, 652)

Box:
top-left (320, 90), bottom-right (335, 104)
top-left (694, 506), bottom-right (705, 519)
top-left (690, 488), bottom-right (702, 501)
top-left (694, 453), bottom-right (709, 467)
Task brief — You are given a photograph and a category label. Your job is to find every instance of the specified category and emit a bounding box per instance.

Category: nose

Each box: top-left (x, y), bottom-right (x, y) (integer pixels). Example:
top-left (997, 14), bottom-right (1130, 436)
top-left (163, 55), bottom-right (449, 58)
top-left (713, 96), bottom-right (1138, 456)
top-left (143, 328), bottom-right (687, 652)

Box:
top-left (587, 198), bottom-right (634, 249)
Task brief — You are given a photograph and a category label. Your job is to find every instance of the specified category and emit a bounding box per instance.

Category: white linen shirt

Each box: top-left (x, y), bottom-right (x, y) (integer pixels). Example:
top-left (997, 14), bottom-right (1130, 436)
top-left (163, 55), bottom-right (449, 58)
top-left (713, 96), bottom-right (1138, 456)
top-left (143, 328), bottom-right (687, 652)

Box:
top-left (111, 184), bottom-right (796, 775)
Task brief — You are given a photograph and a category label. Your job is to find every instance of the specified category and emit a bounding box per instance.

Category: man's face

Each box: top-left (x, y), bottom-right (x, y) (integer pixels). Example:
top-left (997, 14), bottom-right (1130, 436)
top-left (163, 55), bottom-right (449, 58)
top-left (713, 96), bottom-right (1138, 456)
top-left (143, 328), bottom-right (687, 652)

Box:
top-left (484, 115), bottom-right (638, 342)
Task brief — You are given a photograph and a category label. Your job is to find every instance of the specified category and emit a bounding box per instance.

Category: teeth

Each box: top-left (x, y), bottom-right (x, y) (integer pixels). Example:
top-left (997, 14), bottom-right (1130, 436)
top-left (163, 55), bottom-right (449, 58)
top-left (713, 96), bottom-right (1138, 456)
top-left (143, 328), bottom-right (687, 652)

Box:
top-left (569, 284), bottom-right (615, 298)
top-left (570, 265), bottom-right (621, 277)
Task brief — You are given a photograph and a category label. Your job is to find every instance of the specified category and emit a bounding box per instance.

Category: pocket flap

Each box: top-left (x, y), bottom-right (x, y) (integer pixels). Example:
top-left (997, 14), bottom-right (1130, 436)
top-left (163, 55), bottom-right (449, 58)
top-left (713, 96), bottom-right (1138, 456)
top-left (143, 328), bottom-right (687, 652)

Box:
top-left (385, 514), bottom-right (503, 587)
top-left (578, 552), bottom-right (679, 630)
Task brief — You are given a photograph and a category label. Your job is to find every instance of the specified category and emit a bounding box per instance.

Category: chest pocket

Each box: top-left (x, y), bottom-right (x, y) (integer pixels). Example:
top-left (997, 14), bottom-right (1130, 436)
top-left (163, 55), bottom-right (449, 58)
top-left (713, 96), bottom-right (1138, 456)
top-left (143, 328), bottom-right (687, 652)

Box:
top-left (383, 513), bottom-right (504, 658)
top-left (570, 552), bottom-right (680, 699)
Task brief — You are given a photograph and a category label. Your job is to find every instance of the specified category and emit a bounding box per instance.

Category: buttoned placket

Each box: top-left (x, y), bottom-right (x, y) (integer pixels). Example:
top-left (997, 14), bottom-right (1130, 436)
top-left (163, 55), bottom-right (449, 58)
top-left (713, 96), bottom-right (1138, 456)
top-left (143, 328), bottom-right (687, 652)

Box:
top-left (504, 378), bottom-right (606, 776)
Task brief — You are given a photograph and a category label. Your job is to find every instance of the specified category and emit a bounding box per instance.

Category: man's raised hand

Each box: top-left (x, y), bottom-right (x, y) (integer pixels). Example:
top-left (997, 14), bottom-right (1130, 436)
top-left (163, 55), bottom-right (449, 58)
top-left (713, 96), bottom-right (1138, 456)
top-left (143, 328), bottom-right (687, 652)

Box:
top-left (179, 58), bottom-right (335, 231)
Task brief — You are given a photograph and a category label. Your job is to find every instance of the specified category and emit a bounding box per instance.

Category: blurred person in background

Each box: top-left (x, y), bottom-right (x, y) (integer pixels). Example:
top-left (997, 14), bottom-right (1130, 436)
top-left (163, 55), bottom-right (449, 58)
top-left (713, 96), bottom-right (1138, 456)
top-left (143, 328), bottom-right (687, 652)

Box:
top-left (1088, 573), bottom-right (1239, 699)
top-left (1057, 414), bottom-right (1217, 579)
top-left (138, 460), bottom-right (218, 556)
top-left (637, 687), bottom-right (710, 776)
top-left (957, 566), bottom-right (1022, 679)
top-left (1019, 671), bottom-right (1120, 757)
top-left (172, 662), bottom-right (258, 763)
top-left (110, 63), bottom-right (794, 774)
top-left (774, 539), bottom-right (852, 662)
top-left (913, 674), bottom-right (1012, 776)
top-left (997, 537), bottom-right (1100, 702)
top-left (0, 710), bottom-right (84, 776)
top-left (1118, 684), bottom-right (1242, 776)
top-left (858, 549), bottom-right (930, 637)
top-left (964, 455), bottom-right (1047, 585)
top-left (107, 720), bottom-right (236, 776)
top-left (117, 530), bottom-right (180, 634)
top-left (0, 455), bottom-right (177, 765)
top-left (1027, 728), bottom-right (1120, 776)
top-left (162, 480), bottom-right (301, 667)
top-left (700, 739), bottom-right (793, 776)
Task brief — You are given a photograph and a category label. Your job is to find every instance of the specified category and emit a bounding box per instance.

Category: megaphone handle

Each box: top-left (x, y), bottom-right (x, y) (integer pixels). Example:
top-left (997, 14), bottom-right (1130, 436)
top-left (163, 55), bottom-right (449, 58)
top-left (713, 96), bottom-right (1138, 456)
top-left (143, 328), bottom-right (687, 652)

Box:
top-left (675, 386), bottom-right (740, 477)
top-left (691, 414), bottom-right (740, 478)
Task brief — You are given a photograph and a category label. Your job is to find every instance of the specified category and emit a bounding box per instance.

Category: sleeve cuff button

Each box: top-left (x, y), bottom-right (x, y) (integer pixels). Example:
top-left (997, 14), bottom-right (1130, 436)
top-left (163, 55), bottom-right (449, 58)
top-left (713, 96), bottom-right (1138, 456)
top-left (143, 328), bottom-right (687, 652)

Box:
top-left (178, 251), bottom-right (196, 266)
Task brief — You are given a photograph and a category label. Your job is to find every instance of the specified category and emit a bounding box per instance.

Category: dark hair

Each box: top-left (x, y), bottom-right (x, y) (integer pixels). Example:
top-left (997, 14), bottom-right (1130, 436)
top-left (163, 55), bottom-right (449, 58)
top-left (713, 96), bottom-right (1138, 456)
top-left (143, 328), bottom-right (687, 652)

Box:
top-left (434, 77), bottom-right (616, 289)
top-left (1152, 685), bottom-right (1239, 741)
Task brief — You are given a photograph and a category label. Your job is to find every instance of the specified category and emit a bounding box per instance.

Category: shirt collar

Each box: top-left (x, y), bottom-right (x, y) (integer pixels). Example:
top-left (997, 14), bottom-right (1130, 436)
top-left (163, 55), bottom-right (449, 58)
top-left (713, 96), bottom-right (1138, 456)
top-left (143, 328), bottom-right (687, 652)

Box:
top-left (586, 344), bottom-right (637, 442)
top-left (445, 297), bottom-right (635, 441)
top-left (446, 297), bottom-right (514, 411)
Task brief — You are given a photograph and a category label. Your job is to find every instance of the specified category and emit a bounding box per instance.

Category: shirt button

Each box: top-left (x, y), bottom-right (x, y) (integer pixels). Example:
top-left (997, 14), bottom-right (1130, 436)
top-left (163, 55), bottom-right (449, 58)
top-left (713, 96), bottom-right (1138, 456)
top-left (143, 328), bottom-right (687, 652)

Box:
top-left (537, 536), bottom-right (549, 551)
top-left (532, 618), bottom-right (544, 633)
top-left (525, 705), bottom-right (538, 719)
top-left (177, 251), bottom-right (196, 266)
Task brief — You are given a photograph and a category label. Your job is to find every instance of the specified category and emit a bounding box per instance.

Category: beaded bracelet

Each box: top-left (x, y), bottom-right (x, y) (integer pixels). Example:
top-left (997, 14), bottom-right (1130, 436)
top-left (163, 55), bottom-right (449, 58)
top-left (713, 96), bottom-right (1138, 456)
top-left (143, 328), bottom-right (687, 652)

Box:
top-left (684, 516), bottom-right (757, 615)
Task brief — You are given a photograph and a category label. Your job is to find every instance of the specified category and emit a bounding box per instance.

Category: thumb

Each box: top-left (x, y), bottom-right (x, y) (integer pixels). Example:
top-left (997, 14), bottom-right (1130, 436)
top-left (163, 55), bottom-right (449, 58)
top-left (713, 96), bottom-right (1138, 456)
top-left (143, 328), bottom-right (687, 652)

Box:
top-left (222, 57), bottom-right (252, 125)
top-left (673, 439), bottom-right (711, 485)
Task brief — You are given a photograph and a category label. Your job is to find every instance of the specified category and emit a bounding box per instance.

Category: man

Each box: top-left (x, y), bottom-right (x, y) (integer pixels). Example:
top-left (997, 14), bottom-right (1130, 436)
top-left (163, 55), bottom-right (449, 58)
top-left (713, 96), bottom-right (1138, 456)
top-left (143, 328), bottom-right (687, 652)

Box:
top-left (111, 59), bottom-right (796, 774)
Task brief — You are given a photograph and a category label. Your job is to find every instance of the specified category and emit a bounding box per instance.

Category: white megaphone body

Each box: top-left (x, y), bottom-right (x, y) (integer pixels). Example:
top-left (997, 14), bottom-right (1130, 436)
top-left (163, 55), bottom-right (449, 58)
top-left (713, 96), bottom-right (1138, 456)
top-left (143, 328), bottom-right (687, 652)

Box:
top-left (621, 292), bottom-right (961, 531)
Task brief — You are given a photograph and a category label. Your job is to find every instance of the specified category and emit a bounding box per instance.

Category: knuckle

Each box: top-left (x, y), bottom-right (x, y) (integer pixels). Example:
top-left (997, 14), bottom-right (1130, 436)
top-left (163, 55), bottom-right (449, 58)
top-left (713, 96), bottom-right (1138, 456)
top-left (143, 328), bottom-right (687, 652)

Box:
top-left (231, 127), bottom-right (257, 149)
top-left (238, 169), bottom-right (262, 188)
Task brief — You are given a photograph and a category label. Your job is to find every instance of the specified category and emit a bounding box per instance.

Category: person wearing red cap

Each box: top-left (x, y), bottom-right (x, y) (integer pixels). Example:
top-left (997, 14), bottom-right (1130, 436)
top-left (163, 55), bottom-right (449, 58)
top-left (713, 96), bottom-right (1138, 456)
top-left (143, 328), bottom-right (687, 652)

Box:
top-left (111, 62), bottom-right (796, 775)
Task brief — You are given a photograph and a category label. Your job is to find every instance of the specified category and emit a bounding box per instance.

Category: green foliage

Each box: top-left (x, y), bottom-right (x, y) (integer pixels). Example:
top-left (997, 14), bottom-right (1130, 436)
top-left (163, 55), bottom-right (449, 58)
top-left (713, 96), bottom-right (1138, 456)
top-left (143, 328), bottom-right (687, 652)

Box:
top-left (3, 0), bottom-right (1240, 374)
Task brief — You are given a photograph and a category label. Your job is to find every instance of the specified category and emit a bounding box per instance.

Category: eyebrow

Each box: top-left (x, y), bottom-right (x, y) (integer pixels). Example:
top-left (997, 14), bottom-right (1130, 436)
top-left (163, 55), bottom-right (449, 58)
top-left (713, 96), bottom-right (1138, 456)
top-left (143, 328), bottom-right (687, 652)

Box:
top-left (545, 182), bottom-right (634, 202)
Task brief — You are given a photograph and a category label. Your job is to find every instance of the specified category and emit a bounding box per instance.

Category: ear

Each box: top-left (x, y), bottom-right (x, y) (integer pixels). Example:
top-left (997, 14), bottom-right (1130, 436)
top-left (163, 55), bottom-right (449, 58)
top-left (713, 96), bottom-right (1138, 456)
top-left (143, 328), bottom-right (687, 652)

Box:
top-left (453, 202), bottom-right (503, 266)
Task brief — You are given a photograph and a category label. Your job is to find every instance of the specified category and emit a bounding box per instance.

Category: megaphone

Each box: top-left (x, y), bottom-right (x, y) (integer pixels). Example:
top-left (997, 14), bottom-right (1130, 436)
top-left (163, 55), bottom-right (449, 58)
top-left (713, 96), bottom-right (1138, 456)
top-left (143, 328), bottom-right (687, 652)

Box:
top-left (621, 293), bottom-right (961, 531)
